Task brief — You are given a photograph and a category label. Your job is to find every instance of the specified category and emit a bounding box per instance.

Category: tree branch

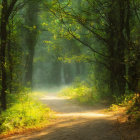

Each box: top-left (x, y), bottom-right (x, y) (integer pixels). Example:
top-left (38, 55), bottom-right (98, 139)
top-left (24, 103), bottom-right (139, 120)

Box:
top-left (6, 0), bottom-right (18, 21)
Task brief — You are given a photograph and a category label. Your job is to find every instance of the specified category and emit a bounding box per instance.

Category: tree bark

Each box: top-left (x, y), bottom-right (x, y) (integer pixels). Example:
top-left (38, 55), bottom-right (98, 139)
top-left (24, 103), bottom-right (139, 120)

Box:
top-left (0, 0), bottom-right (8, 110)
top-left (0, 0), bottom-right (17, 110)
top-left (24, 0), bottom-right (39, 88)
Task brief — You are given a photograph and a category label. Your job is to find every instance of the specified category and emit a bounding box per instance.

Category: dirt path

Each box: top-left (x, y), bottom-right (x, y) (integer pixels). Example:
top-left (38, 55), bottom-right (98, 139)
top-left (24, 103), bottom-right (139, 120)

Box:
top-left (3, 92), bottom-right (122, 140)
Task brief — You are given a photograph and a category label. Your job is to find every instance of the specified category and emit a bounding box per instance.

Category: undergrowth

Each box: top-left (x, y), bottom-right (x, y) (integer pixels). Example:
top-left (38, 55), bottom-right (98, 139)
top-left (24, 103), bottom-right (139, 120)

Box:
top-left (59, 80), bottom-right (100, 105)
top-left (108, 93), bottom-right (140, 123)
top-left (0, 90), bottom-right (55, 134)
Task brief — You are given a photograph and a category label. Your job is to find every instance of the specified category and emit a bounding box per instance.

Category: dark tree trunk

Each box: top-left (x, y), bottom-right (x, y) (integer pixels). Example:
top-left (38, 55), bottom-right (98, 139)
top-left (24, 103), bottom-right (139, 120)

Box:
top-left (116, 0), bottom-right (126, 95)
top-left (7, 23), bottom-right (13, 94)
top-left (127, 0), bottom-right (140, 94)
top-left (107, 0), bottom-right (127, 96)
top-left (0, 0), bottom-right (17, 109)
top-left (0, 0), bottom-right (8, 110)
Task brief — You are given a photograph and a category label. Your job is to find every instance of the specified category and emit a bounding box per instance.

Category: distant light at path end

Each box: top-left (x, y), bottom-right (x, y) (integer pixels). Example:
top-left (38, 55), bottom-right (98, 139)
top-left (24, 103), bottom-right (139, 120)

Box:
top-left (40, 95), bottom-right (70, 100)
top-left (56, 112), bottom-right (110, 118)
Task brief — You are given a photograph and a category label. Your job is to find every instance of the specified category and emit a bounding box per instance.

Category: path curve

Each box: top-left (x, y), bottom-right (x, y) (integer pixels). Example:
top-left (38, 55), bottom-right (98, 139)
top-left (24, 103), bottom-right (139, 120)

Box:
top-left (3, 92), bottom-right (121, 140)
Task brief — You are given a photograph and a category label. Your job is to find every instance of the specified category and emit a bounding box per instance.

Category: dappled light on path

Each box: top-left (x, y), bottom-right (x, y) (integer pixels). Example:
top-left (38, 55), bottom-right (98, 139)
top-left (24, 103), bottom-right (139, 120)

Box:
top-left (40, 93), bottom-right (107, 114)
top-left (41, 95), bottom-right (70, 101)
top-left (3, 91), bottom-right (121, 140)
top-left (56, 112), bottom-right (110, 118)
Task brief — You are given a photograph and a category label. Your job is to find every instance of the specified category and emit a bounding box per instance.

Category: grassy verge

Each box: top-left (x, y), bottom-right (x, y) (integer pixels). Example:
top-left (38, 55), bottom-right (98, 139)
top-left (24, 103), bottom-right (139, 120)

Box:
top-left (106, 94), bottom-right (140, 139)
top-left (108, 93), bottom-right (140, 123)
top-left (0, 91), bottom-right (55, 135)
top-left (60, 80), bottom-right (140, 123)
top-left (59, 81), bottom-right (100, 105)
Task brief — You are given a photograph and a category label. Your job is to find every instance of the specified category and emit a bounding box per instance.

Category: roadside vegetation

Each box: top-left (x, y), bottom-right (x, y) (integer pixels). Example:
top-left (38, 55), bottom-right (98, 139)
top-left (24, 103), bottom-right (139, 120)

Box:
top-left (108, 93), bottom-right (140, 124)
top-left (59, 80), bottom-right (100, 105)
top-left (60, 79), bottom-right (140, 124)
top-left (0, 0), bottom-right (140, 137)
top-left (0, 90), bottom-right (55, 134)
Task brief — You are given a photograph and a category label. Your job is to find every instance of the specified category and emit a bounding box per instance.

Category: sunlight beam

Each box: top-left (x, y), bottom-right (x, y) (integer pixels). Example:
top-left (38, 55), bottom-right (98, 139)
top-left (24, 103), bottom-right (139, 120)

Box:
top-left (56, 112), bottom-right (110, 118)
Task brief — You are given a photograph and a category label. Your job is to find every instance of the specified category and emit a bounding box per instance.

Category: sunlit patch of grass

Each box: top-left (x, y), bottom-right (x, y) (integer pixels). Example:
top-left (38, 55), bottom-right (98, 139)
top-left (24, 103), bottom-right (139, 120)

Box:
top-left (0, 91), bottom-right (55, 134)
top-left (29, 91), bottom-right (48, 100)
top-left (107, 104), bottom-right (120, 111)
top-left (59, 81), bottom-right (99, 105)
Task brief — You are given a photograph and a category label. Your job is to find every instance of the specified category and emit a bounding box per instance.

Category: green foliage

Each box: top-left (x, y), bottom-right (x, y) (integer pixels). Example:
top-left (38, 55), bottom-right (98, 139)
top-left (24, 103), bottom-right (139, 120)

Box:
top-left (0, 0), bottom-right (140, 130)
top-left (124, 94), bottom-right (140, 123)
top-left (0, 92), bottom-right (54, 134)
top-left (112, 93), bottom-right (135, 106)
top-left (108, 93), bottom-right (140, 123)
top-left (108, 104), bottom-right (120, 111)
top-left (109, 93), bottom-right (136, 108)
top-left (59, 79), bottom-right (99, 104)
top-left (88, 71), bottom-right (111, 100)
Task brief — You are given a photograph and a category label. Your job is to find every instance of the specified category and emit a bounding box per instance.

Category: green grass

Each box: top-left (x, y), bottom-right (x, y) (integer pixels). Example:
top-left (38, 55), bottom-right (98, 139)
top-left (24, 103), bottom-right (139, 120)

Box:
top-left (59, 81), bottom-right (100, 105)
top-left (0, 91), bottom-right (55, 134)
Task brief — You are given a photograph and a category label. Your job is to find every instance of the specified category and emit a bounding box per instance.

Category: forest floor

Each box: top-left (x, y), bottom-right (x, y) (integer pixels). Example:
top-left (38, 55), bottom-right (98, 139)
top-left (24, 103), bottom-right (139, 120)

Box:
top-left (1, 92), bottom-right (140, 140)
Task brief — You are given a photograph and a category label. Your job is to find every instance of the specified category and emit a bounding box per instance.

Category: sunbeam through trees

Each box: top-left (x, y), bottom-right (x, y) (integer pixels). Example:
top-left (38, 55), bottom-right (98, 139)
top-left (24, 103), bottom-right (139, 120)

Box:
top-left (0, 0), bottom-right (140, 139)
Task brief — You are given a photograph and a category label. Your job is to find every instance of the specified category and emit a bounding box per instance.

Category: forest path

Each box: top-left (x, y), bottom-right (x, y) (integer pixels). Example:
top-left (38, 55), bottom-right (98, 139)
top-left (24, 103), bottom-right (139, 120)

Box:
top-left (4, 92), bottom-right (121, 140)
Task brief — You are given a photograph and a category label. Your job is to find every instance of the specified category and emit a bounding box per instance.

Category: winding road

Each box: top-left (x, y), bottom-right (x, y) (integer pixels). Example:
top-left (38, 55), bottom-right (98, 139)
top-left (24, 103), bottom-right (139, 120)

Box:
top-left (3, 92), bottom-right (122, 140)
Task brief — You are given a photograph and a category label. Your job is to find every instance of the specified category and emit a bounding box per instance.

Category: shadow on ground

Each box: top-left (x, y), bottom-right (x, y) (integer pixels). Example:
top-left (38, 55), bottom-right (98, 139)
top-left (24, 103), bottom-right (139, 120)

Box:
top-left (2, 92), bottom-right (123, 140)
top-left (7, 117), bottom-right (121, 140)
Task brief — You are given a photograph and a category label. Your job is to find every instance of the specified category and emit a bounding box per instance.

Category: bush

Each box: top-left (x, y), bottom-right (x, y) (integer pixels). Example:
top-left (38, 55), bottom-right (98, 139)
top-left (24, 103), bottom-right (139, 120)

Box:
top-left (59, 80), bottom-right (99, 104)
top-left (0, 92), bottom-right (54, 134)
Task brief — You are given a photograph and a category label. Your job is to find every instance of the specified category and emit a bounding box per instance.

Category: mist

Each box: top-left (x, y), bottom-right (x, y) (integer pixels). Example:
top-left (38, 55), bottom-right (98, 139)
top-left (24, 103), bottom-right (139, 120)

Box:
top-left (32, 31), bottom-right (88, 91)
top-left (0, 0), bottom-right (139, 138)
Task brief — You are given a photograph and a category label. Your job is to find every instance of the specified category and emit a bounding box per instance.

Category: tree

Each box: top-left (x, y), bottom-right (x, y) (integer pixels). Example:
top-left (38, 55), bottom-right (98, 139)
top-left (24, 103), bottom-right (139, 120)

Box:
top-left (0, 0), bottom-right (18, 110)
top-left (24, 0), bottom-right (39, 88)
top-left (44, 0), bottom-right (140, 98)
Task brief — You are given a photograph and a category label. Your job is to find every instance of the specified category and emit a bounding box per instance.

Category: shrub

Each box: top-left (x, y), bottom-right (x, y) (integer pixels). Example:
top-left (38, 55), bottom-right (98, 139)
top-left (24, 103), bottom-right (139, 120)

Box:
top-left (59, 80), bottom-right (99, 104)
top-left (0, 92), bottom-right (54, 134)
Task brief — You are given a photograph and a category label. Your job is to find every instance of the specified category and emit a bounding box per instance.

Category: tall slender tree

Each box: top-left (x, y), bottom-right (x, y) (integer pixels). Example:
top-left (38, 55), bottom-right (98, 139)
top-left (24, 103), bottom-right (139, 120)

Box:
top-left (24, 0), bottom-right (39, 88)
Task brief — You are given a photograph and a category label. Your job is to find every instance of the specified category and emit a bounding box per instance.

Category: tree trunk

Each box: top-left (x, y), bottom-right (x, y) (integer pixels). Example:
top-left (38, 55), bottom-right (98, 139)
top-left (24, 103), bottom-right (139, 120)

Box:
top-left (107, 0), bottom-right (126, 96)
top-left (0, 0), bottom-right (8, 110)
top-left (24, 1), bottom-right (39, 88)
